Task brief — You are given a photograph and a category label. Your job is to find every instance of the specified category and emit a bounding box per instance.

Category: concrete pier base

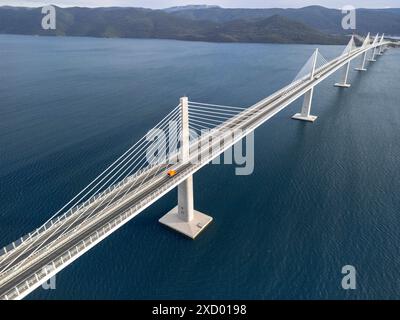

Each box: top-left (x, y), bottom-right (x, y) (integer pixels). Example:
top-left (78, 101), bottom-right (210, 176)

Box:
top-left (368, 59), bottom-right (377, 62)
top-left (292, 86), bottom-right (317, 123)
top-left (335, 61), bottom-right (351, 89)
top-left (292, 113), bottom-right (318, 122)
top-left (334, 83), bottom-right (351, 88)
top-left (355, 68), bottom-right (367, 71)
top-left (159, 207), bottom-right (213, 239)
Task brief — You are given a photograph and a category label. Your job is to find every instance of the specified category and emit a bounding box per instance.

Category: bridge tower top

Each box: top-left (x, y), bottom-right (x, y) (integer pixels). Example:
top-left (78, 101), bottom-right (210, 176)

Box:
top-left (362, 33), bottom-right (371, 47)
top-left (180, 96), bottom-right (190, 162)
top-left (310, 48), bottom-right (319, 80)
top-left (372, 33), bottom-right (380, 46)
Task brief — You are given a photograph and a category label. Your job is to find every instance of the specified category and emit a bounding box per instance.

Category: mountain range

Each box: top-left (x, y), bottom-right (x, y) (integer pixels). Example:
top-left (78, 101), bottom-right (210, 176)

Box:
top-left (0, 5), bottom-right (399, 45)
top-left (169, 5), bottom-right (400, 36)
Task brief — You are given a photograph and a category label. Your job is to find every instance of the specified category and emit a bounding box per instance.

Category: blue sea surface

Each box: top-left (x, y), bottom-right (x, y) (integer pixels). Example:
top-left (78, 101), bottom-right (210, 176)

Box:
top-left (0, 35), bottom-right (400, 299)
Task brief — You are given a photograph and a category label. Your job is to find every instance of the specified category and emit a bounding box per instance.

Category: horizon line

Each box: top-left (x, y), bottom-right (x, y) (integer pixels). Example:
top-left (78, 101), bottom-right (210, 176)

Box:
top-left (0, 4), bottom-right (397, 10)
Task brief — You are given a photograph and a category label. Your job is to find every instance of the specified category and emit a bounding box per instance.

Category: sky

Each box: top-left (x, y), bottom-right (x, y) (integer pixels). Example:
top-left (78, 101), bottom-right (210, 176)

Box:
top-left (1, 0), bottom-right (399, 9)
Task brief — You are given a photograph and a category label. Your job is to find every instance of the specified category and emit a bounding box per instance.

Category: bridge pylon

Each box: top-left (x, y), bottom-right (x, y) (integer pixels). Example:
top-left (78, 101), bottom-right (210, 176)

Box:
top-left (335, 36), bottom-right (354, 88)
top-left (292, 48), bottom-right (319, 122)
top-left (159, 97), bottom-right (213, 239)
top-left (334, 62), bottom-right (351, 88)
top-left (355, 52), bottom-right (368, 71)
top-left (368, 33), bottom-right (379, 62)
top-left (378, 34), bottom-right (385, 55)
top-left (355, 33), bottom-right (370, 71)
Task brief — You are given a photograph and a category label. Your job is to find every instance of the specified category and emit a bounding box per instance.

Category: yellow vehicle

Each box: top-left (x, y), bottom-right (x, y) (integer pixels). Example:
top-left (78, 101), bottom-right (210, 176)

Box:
top-left (167, 170), bottom-right (177, 177)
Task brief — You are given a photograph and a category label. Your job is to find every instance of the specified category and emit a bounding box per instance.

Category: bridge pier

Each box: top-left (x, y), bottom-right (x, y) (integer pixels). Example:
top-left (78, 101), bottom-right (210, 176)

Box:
top-left (368, 34), bottom-right (380, 62)
top-left (377, 34), bottom-right (386, 56)
top-left (292, 49), bottom-right (318, 122)
top-left (355, 51), bottom-right (368, 71)
top-left (368, 48), bottom-right (377, 62)
top-left (355, 33), bottom-right (373, 71)
top-left (292, 88), bottom-right (318, 122)
top-left (334, 61), bottom-right (351, 88)
top-left (159, 97), bottom-right (213, 239)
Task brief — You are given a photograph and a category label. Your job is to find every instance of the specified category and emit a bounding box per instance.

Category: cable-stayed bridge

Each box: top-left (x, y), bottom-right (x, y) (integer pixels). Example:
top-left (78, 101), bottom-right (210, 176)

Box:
top-left (0, 34), bottom-right (395, 300)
